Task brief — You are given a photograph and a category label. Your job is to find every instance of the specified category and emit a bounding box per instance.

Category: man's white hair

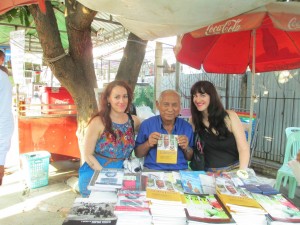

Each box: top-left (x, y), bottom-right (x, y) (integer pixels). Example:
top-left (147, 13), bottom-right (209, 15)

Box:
top-left (158, 89), bottom-right (181, 103)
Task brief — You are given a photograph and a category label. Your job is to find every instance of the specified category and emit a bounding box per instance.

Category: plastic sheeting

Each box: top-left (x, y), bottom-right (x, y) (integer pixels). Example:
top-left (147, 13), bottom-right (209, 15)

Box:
top-left (77, 0), bottom-right (274, 40)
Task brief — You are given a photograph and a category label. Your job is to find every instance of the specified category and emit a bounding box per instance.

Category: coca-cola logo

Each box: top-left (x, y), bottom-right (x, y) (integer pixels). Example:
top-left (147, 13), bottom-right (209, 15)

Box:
top-left (205, 19), bottom-right (242, 36)
top-left (288, 17), bottom-right (300, 30)
top-left (54, 99), bottom-right (69, 104)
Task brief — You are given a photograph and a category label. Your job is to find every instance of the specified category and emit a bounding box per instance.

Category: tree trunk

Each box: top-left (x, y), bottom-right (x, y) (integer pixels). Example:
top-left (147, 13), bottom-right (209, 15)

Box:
top-left (28, 2), bottom-right (148, 161)
top-left (116, 33), bottom-right (148, 90)
top-left (29, 1), bottom-right (98, 157)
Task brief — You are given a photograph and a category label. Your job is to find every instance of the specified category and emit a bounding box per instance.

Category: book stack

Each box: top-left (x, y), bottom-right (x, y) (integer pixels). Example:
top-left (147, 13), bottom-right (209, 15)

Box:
top-left (184, 194), bottom-right (236, 225)
top-left (62, 197), bottom-right (117, 225)
top-left (88, 190), bottom-right (118, 204)
top-left (215, 182), bottom-right (265, 213)
top-left (114, 190), bottom-right (151, 225)
top-left (252, 193), bottom-right (300, 225)
top-left (150, 199), bottom-right (187, 225)
top-left (215, 169), bottom-right (268, 225)
top-left (143, 171), bottom-right (186, 225)
top-left (88, 168), bottom-right (124, 192)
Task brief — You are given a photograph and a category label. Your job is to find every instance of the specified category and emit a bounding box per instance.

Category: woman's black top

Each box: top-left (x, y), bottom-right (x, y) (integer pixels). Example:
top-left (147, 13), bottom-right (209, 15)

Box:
top-left (198, 128), bottom-right (239, 169)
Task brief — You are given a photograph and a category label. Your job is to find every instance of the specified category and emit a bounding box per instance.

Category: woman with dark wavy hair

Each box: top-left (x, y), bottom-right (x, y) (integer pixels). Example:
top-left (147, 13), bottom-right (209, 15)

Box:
top-left (79, 80), bottom-right (140, 196)
top-left (190, 81), bottom-right (249, 173)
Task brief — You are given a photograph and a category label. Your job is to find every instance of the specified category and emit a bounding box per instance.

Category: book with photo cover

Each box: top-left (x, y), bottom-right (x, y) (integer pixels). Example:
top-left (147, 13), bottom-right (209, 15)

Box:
top-left (62, 198), bottom-right (117, 225)
top-left (179, 170), bottom-right (216, 195)
top-left (141, 171), bottom-right (184, 202)
top-left (121, 172), bottom-right (147, 191)
top-left (156, 134), bottom-right (178, 164)
top-left (88, 168), bottom-right (124, 191)
top-left (184, 194), bottom-right (235, 223)
top-left (252, 193), bottom-right (300, 223)
top-left (114, 190), bottom-right (150, 213)
top-left (215, 172), bottom-right (264, 210)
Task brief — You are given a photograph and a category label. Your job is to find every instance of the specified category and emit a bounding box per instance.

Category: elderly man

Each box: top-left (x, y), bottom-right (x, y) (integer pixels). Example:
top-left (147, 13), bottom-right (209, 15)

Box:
top-left (135, 90), bottom-right (193, 170)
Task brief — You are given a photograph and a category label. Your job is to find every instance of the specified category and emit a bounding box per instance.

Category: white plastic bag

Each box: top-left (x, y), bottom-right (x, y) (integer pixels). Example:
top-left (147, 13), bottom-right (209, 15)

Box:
top-left (123, 157), bottom-right (144, 173)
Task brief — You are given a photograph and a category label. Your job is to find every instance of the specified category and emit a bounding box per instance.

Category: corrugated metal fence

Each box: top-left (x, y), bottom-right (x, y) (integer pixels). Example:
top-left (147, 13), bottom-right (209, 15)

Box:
top-left (144, 69), bottom-right (300, 168)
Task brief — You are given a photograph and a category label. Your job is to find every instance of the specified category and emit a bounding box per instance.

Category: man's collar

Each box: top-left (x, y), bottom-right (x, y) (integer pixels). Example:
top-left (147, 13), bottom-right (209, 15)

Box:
top-left (158, 116), bottom-right (178, 131)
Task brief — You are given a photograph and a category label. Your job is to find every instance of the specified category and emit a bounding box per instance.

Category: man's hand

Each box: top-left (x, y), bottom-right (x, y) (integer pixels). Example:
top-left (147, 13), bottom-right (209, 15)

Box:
top-left (177, 135), bottom-right (189, 151)
top-left (0, 165), bottom-right (4, 186)
top-left (148, 132), bottom-right (161, 147)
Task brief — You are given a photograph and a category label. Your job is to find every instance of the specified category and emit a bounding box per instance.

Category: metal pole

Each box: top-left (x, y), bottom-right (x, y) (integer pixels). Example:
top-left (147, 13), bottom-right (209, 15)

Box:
top-left (154, 42), bottom-right (163, 112)
top-left (248, 29), bottom-right (256, 146)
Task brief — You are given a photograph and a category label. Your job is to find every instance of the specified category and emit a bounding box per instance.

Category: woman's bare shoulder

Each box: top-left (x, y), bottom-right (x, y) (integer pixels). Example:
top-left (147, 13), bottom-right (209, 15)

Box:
top-left (88, 116), bottom-right (104, 130)
top-left (226, 110), bottom-right (239, 120)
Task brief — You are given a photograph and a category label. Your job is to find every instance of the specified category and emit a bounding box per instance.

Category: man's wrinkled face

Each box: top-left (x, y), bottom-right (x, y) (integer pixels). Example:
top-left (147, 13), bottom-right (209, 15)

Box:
top-left (156, 92), bottom-right (181, 123)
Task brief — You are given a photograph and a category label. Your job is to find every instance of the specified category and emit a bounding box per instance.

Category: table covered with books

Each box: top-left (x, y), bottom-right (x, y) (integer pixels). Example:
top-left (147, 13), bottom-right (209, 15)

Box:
top-left (62, 168), bottom-right (300, 225)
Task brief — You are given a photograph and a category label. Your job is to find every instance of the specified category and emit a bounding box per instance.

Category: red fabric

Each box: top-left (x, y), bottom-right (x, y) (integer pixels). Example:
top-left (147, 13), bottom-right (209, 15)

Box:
top-left (18, 116), bottom-right (80, 159)
top-left (38, 0), bottom-right (46, 14)
top-left (176, 14), bottom-right (300, 74)
top-left (0, 0), bottom-right (46, 15)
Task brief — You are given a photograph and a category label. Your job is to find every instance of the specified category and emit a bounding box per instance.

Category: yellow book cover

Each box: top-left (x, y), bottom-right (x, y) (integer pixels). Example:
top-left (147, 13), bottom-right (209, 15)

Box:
top-left (216, 183), bottom-right (263, 210)
top-left (146, 188), bottom-right (184, 202)
top-left (156, 134), bottom-right (178, 164)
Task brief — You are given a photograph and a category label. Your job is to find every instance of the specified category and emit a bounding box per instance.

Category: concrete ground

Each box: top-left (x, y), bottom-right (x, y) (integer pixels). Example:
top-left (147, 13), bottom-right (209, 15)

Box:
top-left (0, 159), bottom-right (80, 225)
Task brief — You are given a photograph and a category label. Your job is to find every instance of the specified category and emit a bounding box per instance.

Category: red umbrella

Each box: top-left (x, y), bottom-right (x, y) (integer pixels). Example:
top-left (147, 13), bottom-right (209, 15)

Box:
top-left (0, 0), bottom-right (46, 15)
top-left (174, 2), bottom-right (300, 144)
top-left (175, 2), bottom-right (300, 74)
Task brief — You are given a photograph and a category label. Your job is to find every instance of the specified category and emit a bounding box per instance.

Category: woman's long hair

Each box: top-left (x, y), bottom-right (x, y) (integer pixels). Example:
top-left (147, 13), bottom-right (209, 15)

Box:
top-left (190, 81), bottom-right (229, 137)
top-left (91, 80), bottom-right (133, 138)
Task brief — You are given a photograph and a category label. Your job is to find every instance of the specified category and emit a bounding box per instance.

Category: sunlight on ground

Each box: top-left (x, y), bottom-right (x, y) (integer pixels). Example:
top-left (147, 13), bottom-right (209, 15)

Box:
top-left (0, 189), bottom-right (70, 219)
top-left (0, 161), bottom-right (78, 220)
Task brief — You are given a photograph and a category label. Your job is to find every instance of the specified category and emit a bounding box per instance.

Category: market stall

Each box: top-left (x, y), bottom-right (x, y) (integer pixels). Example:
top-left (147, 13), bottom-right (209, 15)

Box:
top-left (17, 86), bottom-right (80, 160)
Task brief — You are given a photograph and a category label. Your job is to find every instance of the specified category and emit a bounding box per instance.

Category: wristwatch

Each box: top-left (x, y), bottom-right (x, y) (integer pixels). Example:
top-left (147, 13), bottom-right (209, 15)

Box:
top-left (185, 146), bottom-right (192, 154)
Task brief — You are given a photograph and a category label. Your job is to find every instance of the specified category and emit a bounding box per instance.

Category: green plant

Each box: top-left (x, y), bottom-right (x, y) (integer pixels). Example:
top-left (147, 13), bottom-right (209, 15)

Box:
top-left (133, 85), bottom-right (154, 110)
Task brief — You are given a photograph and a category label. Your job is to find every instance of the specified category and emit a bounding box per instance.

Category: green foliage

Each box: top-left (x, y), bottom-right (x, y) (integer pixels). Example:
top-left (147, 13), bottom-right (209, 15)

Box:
top-left (2, 7), bottom-right (31, 26)
top-left (133, 85), bottom-right (154, 110)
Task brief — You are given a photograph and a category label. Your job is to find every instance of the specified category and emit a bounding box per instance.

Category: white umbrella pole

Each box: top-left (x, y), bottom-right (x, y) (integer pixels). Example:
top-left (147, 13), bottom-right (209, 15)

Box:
top-left (248, 29), bottom-right (256, 147)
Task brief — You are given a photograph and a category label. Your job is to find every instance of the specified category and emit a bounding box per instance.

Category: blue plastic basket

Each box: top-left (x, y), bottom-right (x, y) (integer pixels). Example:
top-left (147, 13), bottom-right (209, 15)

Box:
top-left (21, 151), bottom-right (51, 189)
